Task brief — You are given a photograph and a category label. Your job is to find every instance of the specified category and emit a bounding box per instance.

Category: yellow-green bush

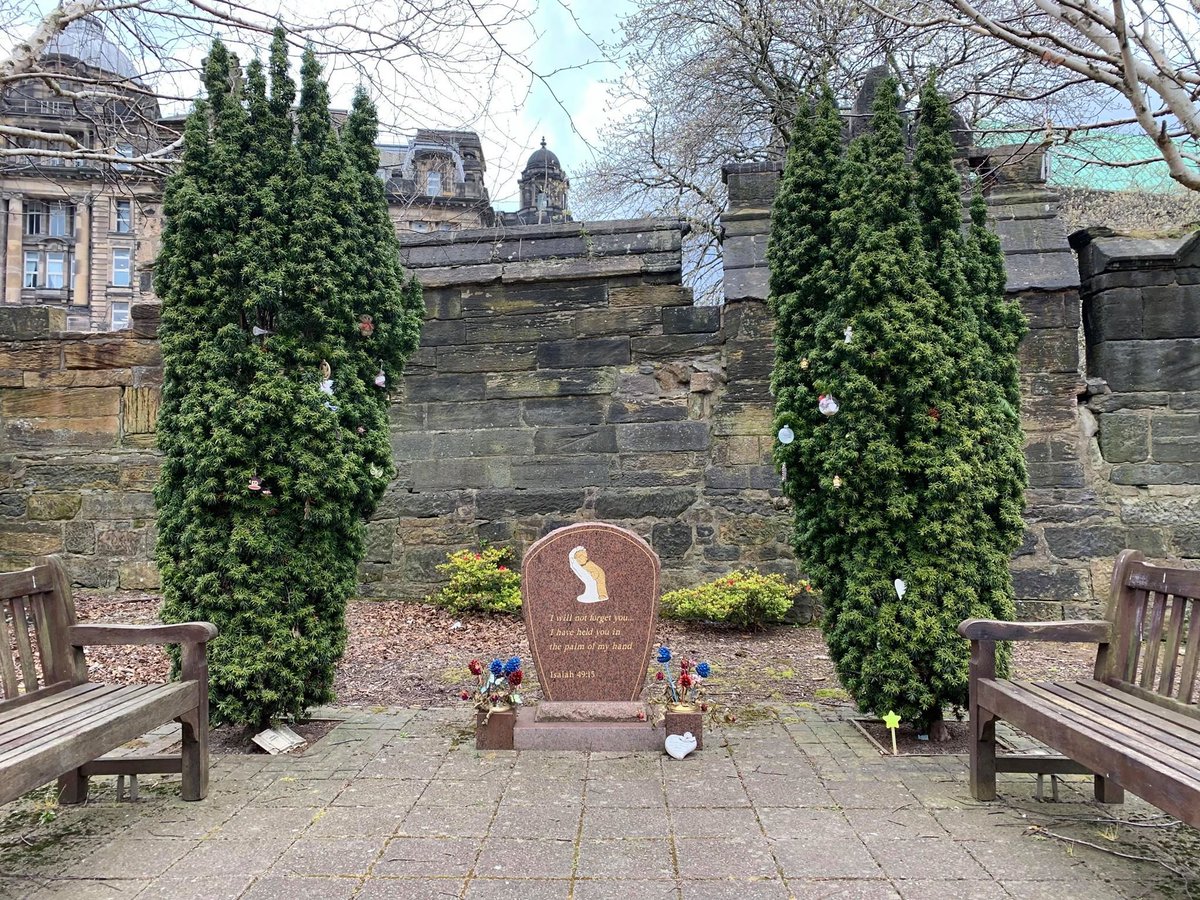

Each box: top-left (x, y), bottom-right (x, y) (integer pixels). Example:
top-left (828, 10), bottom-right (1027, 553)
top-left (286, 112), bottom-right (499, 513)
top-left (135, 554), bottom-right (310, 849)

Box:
top-left (430, 546), bottom-right (522, 615)
top-left (660, 569), bottom-right (814, 629)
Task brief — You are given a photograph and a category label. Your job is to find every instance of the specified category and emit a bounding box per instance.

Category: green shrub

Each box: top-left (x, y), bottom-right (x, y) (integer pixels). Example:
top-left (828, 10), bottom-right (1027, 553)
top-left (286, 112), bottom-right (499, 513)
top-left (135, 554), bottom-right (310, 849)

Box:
top-left (660, 570), bottom-right (813, 629)
top-left (431, 546), bottom-right (522, 615)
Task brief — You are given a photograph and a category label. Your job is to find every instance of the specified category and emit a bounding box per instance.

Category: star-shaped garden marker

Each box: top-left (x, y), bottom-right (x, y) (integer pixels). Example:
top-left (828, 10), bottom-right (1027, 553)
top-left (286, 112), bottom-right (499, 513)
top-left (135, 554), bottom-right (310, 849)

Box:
top-left (882, 710), bottom-right (902, 755)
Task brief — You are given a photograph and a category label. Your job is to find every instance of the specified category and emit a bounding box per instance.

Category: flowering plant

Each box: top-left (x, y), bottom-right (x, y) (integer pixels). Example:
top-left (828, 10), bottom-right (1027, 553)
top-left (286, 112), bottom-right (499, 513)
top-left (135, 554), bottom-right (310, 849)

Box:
top-left (660, 569), bottom-right (816, 629)
top-left (461, 655), bottom-right (525, 720)
top-left (431, 545), bottom-right (521, 615)
top-left (652, 646), bottom-right (711, 707)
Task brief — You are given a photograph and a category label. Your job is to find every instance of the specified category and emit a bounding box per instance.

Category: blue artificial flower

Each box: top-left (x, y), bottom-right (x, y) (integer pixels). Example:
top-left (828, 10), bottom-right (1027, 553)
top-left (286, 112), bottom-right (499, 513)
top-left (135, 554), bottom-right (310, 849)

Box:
top-left (696, 662), bottom-right (711, 679)
top-left (489, 658), bottom-right (504, 677)
top-left (504, 656), bottom-right (521, 675)
top-left (657, 647), bottom-right (671, 664)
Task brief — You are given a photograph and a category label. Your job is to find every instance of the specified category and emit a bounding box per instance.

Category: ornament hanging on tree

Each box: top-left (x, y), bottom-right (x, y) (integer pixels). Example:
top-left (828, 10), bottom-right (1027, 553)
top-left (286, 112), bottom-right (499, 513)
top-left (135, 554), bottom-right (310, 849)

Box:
top-left (928, 407), bottom-right (940, 421)
top-left (374, 367), bottom-right (387, 388)
top-left (818, 394), bottom-right (839, 416)
top-left (844, 325), bottom-right (854, 344)
top-left (319, 360), bottom-right (334, 396)
top-left (369, 464), bottom-right (384, 479)
top-left (261, 488), bottom-right (272, 497)
top-left (252, 325), bottom-right (273, 337)
top-left (777, 425), bottom-right (795, 445)
top-left (358, 314), bottom-right (374, 337)
top-left (356, 426), bottom-right (366, 435)
top-left (248, 475), bottom-right (262, 492)
top-left (832, 475), bottom-right (843, 489)
top-left (894, 579), bottom-right (907, 600)
top-left (800, 358), bottom-right (809, 370)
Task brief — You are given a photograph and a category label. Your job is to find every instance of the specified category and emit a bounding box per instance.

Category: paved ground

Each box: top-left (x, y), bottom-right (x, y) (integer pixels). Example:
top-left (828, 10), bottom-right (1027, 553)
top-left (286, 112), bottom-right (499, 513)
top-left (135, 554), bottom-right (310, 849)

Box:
top-left (1, 706), bottom-right (1195, 899)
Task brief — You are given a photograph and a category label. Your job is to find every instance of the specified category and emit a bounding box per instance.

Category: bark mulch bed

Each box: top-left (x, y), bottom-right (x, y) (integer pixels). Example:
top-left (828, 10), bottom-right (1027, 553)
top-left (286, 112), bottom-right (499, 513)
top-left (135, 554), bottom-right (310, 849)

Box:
top-left (74, 592), bottom-right (1100, 754)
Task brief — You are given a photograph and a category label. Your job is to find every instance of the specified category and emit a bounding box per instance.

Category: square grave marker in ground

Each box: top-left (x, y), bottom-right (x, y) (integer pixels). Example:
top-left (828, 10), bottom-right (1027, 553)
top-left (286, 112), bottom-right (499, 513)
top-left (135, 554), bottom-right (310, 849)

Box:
top-left (509, 522), bottom-right (664, 750)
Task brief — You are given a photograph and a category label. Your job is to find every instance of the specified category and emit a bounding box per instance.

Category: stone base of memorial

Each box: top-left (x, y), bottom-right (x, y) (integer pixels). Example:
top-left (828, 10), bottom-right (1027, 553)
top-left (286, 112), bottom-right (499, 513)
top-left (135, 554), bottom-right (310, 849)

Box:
top-left (511, 702), bottom-right (663, 751)
top-left (664, 705), bottom-right (703, 749)
top-left (475, 706), bottom-right (516, 751)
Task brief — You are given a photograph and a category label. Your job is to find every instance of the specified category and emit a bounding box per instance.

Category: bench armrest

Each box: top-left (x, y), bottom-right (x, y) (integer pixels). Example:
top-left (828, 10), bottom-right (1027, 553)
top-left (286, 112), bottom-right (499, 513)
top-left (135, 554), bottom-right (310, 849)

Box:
top-left (67, 622), bottom-right (218, 647)
top-left (958, 618), bottom-right (1112, 643)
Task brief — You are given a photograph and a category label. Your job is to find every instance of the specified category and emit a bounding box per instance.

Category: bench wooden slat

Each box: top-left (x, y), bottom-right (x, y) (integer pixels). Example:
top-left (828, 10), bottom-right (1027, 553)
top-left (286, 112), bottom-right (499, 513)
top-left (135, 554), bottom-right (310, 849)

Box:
top-left (1140, 594), bottom-right (1168, 690)
top-left (1113, 587), bottom-right (1147, 681)
top-left (978, 680), bottom-right (1200, 826)
top-left (1036, 682), bottom-right (1200, 774)
top-left (1126, 563), bottom-right (1200, 601)
top-left (1178, 603), bottom-right (1200, 705)
top-left (29, 593), bottom-right (56, 693)
top-left (0, 567), bottom-right (52, 600)
top-left (0, 682), bottom-right (197, 804)
top-left (0, 610), bottom-right (19, 698)
top-left (0, 685), bottom-right (158, 754)
top-left (1004, 681), bottom-right (1200, 785)
top-left (0, 682), bottom-right (117, 728)
top-left (1084, 679), bottom-right (1200, 739)
top-left (1159, 595), bottom-right (1187, 696)
top-left (10, 598), bottom-right (38, 691)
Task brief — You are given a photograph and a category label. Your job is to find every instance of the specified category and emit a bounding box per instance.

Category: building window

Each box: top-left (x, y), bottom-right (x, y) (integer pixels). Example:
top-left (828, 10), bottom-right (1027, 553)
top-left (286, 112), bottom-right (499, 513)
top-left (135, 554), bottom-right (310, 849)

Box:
top-left (112, 248), bottom-right (132, 287)
top-left (48, 203), bottom-right (74, 237)
top-left (24, 201), bottom-right (46, 236)
top-left (110, 301), bottom-right (130, 331)
top-left (115, 143), bottom-right (134, 171)
top-left (410, 221), bottom-right (430, 232)
top-left (437, 222), bottom-right (455, 231)
top-left (425, 171), bottom-right (441, 196)
top-left (23, 251), bottom-right (40, 288)
top-left (45, 251), bottom-right (66, 289)
top-left (115, 200), bottom-right (132, 233)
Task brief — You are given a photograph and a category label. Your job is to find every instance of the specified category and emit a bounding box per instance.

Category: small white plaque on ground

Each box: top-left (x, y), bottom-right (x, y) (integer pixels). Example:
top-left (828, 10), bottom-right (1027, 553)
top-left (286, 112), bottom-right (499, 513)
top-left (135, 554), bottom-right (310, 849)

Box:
top-left (252, 724), bottom-right (306, 754)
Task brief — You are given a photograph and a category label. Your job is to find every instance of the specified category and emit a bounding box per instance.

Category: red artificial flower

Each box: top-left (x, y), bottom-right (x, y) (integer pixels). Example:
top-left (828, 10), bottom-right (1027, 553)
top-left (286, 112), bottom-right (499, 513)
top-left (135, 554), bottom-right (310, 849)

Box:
top-left (508, 669), bottom-right (524, 686)
top-left (701, 703), bottom-right (709, 712)
top-left (468, 659), bottom-right (483, 676)
top-left (637, 710), bottom-right (647, 721)
top-left (460, 690), bottom-right (470, 701)
top-left (680, 659), bottom-right (691, 671)
top-left (655, 671), bottom-right (665, 681)
top-left (680, 673), bottom-right (693, 689)
top-left (928, 407), bottom-right (941, 421)
top-left (498, 565), bottom-right (507, 572)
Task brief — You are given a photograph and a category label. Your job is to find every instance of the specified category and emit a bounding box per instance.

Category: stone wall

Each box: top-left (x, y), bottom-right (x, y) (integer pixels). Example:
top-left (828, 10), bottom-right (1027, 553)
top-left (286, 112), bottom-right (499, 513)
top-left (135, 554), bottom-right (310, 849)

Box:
top-left (378, 218), bottom-right (793, 599)
top-left (1072, 229), bottom-right (1200, 566)
top-left (0, 304), bottom-right (163, 588)
top-left (0, 220), bottom-right (798, 604)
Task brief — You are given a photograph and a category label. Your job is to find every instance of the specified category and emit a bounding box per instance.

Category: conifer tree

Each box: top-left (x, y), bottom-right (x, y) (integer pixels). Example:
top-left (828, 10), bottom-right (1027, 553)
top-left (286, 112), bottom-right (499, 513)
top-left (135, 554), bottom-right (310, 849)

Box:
top-left (156, 32), bottom-right (424, 726)
top-left (770, 77), bottom-right (1025, 737)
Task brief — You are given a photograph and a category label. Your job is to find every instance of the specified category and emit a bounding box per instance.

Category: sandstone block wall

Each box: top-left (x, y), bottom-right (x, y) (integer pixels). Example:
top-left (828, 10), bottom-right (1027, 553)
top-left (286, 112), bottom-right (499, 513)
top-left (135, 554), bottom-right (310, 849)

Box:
top-left (376, 218), bottom-right (794, 599)
top-left (1073, 230), bottom-right (1200, 565)
top-left (0, 305), bottom-right (163, 589)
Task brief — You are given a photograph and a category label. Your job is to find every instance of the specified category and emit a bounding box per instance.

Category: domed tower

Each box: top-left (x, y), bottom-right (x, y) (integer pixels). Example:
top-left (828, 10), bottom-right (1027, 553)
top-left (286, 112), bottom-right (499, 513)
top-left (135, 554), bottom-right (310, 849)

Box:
top-left (512, 138), bottom-right (571, 225)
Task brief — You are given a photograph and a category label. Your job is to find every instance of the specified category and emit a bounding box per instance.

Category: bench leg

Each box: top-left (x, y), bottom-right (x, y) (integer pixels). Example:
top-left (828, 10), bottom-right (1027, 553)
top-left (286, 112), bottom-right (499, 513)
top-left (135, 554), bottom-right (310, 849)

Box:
top-left (178, 708), bottom-right (209, 801)
top-left (970, 713), bottom-right (998, 801)
top-left (57, 768), bottom-right (88, 805)
top-left (1094, 774), bottom-right (1124, 804)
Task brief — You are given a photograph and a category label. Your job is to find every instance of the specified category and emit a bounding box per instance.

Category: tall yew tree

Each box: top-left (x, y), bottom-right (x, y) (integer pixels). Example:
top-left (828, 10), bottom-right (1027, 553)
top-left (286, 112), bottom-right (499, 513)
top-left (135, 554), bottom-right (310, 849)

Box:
top-left (155, 32), bottom-right (423, 726)
top-left (770, 77), bottom-right (1025, 738)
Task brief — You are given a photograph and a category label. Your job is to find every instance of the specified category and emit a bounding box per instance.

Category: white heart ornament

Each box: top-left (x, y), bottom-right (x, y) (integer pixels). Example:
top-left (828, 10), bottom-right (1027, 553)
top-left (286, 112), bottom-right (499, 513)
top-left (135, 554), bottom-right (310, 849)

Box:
top-left (894, 579), bottom-right (907, 599)
top-left (665, 731), bottom-right (698, 760)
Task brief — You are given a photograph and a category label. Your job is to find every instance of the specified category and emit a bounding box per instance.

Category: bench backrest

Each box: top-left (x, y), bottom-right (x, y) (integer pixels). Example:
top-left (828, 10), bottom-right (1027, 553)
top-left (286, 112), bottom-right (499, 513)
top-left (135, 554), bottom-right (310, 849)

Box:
top-left (0, 557), bottom-right (83, 703)
top-left (1108, 549), bottom-right (1200, 713)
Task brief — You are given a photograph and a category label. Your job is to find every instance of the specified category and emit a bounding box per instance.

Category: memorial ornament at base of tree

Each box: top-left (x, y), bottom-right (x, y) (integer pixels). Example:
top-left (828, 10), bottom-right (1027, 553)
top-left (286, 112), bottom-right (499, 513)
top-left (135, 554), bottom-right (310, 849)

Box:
top-left (882, 710), bottom-right (902, 755)
top-left (818, 394), bottom-right (839, 416)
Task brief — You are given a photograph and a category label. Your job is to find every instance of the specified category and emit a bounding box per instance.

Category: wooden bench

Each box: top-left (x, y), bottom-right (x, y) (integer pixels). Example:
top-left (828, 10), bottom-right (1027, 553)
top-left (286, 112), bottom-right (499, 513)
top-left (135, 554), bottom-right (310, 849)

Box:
top-left (961, 550), bottom-right (1199, 827)
top-left (0, 557), bottom-right (216, 805)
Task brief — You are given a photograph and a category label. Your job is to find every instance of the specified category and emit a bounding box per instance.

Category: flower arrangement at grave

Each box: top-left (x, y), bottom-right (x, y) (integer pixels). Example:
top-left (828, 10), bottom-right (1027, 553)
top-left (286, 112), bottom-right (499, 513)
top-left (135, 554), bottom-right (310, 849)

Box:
top-left (431, 546), bottom-right (522, 615)
top-left (461, 656), bottom-right (525, 722)
top-left (646, 646), bottom-right (712, 721)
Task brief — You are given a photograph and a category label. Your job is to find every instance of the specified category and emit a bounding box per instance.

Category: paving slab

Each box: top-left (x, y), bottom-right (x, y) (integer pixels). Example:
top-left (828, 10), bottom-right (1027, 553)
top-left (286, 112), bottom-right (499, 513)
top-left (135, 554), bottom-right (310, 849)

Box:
top-left (0, 705), bottom-right (1193, 900)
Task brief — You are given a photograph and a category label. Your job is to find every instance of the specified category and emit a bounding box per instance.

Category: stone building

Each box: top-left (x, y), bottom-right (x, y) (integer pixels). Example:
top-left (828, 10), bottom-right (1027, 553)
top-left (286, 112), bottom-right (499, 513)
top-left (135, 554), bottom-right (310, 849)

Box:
top-left (0, 18), bottom-right (163, 332)
top-left (497, 139), bottom-right (572, 226)
top-left (378, 129), bottom-right (495, 233)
